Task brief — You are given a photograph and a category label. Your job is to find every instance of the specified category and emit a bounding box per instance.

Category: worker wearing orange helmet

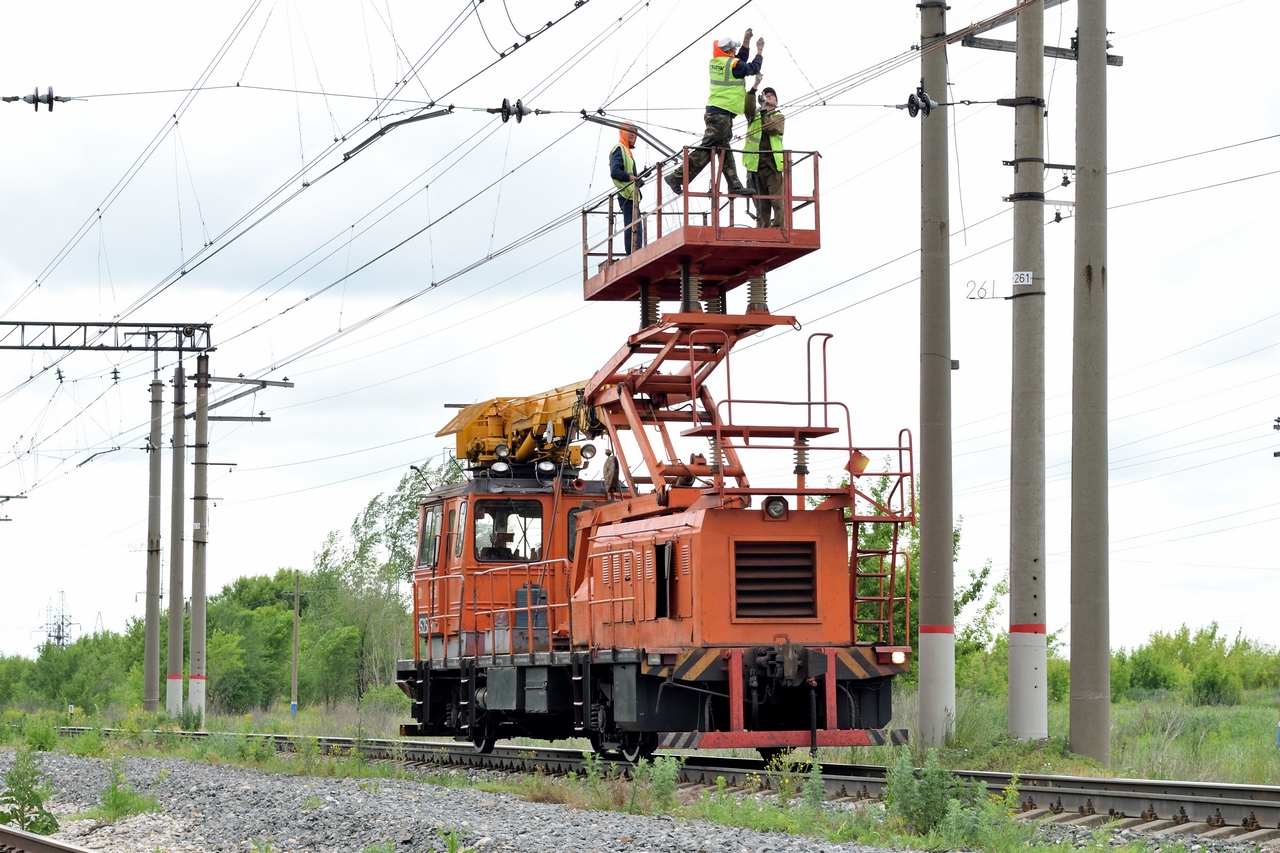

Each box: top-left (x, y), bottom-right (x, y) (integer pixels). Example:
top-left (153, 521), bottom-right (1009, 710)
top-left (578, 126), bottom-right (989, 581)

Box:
top-left (608, 122), bottom-right (645, 255)
top-left (665, 28), bottom-right (764, 198)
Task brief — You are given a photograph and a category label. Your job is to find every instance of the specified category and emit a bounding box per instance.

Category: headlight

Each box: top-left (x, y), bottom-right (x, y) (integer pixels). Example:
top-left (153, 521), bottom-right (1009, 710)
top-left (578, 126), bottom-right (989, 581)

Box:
top-left (763, 496), bottom-right (788, 519)
top-left (891, 650), bottom-right (907, 665)
top-left (491, 461), bottom-right (511, 474)
top-left (495, 443), bottom-right (510, 459)
top-left (580, 443), bottom-right (597, 460)
top-left (537, 460), bottom-right (555, 473)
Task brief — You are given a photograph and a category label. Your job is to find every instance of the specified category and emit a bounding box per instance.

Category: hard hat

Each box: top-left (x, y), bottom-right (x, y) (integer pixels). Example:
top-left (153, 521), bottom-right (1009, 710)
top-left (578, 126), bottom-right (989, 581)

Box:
top-left (717, 36), bottom-right (740, 52)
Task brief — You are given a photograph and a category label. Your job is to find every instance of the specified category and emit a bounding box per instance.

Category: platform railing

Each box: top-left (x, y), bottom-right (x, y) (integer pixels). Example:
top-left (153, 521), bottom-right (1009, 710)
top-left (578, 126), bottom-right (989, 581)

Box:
top-left (581, 148), bottom-right (819, 282)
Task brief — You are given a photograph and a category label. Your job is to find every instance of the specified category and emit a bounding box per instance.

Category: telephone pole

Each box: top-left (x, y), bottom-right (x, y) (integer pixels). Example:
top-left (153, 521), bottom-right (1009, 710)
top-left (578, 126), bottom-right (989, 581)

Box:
top-left (166, 361), bottom-right (187, 717)
top-left (1070, 0), bottom-right (1111, 764)
top-left (189, 354), bottom-right (210, 723)
top-left (144, 352), bottom-right (164, 711)
top-left (292, 570), bottom-right (300, 716)
top-left (0, 322), bottom-right (211, 712)
top-left (917, 0), bottom-right (956, 749)
top-left (185, 367), bottom-right (293, 722)
top-left (1008, 0), bottom-right (1049, 741)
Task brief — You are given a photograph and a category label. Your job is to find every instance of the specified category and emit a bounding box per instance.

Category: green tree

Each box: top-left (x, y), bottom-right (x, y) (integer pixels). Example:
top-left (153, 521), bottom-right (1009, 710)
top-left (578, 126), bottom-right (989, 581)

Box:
top-left (1190, 655), bottom-right (1242, 706)
top-left (0, 654), bottom-right (35, 710)
top-left (303, 461), bottom-right (462, 700)
top-left (206, 628), bottom-right (251, 714)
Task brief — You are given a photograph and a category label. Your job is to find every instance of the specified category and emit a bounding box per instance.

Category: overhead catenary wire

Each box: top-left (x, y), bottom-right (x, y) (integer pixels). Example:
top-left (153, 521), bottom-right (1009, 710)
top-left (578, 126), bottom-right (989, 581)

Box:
top-left (5, 4), bottom-right (1274, 517)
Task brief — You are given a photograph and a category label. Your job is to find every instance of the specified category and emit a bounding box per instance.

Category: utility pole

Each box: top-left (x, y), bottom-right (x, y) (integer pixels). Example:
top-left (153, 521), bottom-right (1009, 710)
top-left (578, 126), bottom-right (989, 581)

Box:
top-left (184, 369), bottom-right (293, 722)
top-left (166, 361), bottom-right (187, 717)
top-left (189, 354), bottom-right (210, 724)
top-left (917, 0), bottom-right (956, 749)
top-left (144, 351), bottom-right (163, 712)
top-left (292, 569), bottom-right (300, 716)
top-left (1070, 0), bottom-right (1111, 764)
top-left (0, 322), bottom-right (219, 713)
top-left (1008, 0), bottom-right (1049, 740)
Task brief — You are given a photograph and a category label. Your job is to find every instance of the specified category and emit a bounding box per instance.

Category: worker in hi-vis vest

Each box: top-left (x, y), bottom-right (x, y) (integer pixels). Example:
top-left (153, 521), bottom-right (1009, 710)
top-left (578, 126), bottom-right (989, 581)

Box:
top-left (744, 84), bottom-right (786, 228)
top-left (665, 29), bottom-right (764, 198)
top-left (608, 122), bottom-right (645, 255)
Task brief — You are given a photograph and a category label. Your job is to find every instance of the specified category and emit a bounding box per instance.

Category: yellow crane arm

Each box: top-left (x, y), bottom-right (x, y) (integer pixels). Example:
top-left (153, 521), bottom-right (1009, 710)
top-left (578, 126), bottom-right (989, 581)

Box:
top-left (436, 380), bottom-right (610, 469)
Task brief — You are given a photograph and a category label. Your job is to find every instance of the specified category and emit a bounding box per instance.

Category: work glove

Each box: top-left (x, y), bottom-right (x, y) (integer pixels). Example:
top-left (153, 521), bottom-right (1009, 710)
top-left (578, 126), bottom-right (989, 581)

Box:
top-left (743, 28), bottom-right (753, 45)
top-left (756, 37), bottom-right (764, 52)
top-left (753, 74), bottom-right (763, 90)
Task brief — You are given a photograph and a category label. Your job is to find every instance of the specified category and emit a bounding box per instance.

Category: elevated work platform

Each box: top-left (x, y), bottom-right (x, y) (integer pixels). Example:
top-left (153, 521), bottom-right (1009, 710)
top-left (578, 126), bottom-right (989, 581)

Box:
top-left (582, 150), bottom-right (821, 308)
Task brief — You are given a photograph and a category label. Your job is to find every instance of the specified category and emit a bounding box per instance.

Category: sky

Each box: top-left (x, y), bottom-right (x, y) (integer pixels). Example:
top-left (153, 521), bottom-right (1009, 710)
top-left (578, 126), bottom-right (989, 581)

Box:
top-left (1, 0), bottom-right (1276, 664)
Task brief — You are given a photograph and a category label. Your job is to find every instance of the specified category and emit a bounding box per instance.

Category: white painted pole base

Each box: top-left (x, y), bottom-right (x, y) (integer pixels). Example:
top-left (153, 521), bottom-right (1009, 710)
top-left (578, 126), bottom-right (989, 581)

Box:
top-left (165, 677), bottom-right (184, 717)
top-left (917, 631), bottom-right (956, 747)
top-left (1009, 631), bottom-right (1048, 739)
top-left (188, 678), bottom-right (206, 727)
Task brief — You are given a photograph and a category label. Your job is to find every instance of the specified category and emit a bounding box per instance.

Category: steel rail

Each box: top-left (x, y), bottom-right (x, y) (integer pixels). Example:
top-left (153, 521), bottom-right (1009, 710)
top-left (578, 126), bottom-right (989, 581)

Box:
top-left (55, 727), bottom-right (1280, 838)
top-left (0, 825), bottom-right (97, 853)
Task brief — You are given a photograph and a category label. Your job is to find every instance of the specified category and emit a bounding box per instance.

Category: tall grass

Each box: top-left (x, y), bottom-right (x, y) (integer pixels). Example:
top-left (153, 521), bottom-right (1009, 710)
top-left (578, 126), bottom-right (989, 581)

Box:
top-left (822, 685), bottom-right (1280, 784)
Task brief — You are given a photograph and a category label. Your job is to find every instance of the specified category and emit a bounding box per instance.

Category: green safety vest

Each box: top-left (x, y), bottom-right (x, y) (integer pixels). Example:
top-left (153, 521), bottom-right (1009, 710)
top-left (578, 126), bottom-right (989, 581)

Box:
top-left (707, 55), bottom-right (745, 114)
top-left (743, 112), bottom-right (784, 172)
top-left (610, 142), bottom-right (636, 200)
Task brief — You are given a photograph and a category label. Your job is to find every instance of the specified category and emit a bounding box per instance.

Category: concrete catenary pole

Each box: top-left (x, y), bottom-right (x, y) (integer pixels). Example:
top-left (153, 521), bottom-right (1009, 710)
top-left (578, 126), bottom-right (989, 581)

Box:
top-left (1070, 0), bottom-right (1110, 763)
top-left (1008, 0), bottom-right (1049, 739)
top-left (292, 569), bottom-right (300, 716)
top-left (166, 362), bottom-right (187, 716)
top-left (189, 354), bottom-right (210, 723)
top-left (917, 0), bottom-right (956, 749)
top-left (143, 358), bottom-right (163, 712)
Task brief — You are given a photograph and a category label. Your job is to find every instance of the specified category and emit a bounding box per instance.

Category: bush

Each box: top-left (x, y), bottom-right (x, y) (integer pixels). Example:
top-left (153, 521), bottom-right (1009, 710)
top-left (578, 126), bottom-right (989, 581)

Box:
top-left (1046, 657), bottom-right (1070, 703)
top-left (22, 716), bottom-right (58, 752)
top-left (178, 704), bottom-right (204, 731)
top-left (0, 745), bottom-right (59, 834)
top-left (884, 748), bottom-right (952, 834)
top-left (93, 757), bottom-right (160, 823)
top-left (69, 728), bottom-right (106, 758)
top-left (647, 755), bottom-right (682, 811)
top-left (358, 684), bottom-right (408, 717)
top-left (1191, 657), bottom-right (1242, 706)
top-left (1128, 643), bottom-right (1185, 691)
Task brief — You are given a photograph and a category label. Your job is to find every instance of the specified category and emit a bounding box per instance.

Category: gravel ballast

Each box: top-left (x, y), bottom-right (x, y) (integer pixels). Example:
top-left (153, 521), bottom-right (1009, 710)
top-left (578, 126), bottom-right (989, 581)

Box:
top-left (2, 749), bottom-right (888, 852)
top-left (2, 749), bottom-right (1276, 853)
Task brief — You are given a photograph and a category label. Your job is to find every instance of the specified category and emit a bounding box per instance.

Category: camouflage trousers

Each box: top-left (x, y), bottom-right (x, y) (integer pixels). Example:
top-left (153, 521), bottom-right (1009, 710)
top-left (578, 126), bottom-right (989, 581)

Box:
top-left (750, 165), bottom-right (785, 228)
top-left (670, 111), bottom-right (745, 193)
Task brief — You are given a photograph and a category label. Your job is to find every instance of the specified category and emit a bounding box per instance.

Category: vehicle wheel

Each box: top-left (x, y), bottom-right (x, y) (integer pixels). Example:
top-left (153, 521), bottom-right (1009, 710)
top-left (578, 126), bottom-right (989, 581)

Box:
top-left (619, 731), bottom-right (658, 763)
top-left (471, 716), bottom-right (497, 754)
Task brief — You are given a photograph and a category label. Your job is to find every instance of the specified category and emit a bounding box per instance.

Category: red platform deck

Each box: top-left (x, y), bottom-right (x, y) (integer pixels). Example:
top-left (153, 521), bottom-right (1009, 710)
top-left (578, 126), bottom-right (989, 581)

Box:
top-left (582, 149), bottom-right (821, 304)
top-left (584, 224), bottom-right (820, 302)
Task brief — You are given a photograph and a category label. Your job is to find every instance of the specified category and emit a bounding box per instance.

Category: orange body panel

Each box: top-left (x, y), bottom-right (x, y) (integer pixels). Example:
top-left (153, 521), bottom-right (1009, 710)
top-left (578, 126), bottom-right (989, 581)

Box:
top-left (571, 506), bottom-right (853, 649)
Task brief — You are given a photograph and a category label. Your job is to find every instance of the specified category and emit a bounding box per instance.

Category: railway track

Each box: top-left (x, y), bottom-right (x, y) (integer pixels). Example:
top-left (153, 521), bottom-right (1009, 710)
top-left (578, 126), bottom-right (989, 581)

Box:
top-left (0, 824), bottom-right (95, 853)
top-left (52, 727), bottom-right (1280, 843)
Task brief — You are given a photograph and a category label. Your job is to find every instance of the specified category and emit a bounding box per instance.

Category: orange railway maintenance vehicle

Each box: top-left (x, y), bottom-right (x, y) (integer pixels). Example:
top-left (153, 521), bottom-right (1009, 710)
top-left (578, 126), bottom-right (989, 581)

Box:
top-left (398, 145), bottom-right (915, 760)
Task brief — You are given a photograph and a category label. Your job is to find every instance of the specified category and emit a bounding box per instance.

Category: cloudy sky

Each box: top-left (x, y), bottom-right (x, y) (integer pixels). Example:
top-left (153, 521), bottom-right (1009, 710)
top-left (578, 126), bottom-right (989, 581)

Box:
top-left (1, 0), bottom-right (1275, 664)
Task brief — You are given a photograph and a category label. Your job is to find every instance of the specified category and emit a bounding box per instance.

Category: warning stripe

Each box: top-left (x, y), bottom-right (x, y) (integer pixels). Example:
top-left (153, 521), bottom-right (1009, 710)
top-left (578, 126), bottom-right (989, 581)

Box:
top-left (1010, 623), bottom-right (1047, 633)
top-left (659, 731), bottom-right (702, 749)
top-left (673, 647), bottom-right (723, 681)
top-left (834, 647), bottom-right (879, 680)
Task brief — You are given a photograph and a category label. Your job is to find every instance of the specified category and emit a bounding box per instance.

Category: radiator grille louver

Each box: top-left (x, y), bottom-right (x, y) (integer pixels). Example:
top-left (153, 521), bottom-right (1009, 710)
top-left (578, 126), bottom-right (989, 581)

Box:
top-left (734, 541), bottom-right (817, 618)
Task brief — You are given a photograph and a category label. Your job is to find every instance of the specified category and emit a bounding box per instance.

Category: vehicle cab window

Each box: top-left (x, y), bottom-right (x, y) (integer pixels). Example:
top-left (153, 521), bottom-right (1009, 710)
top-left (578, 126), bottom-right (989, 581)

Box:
top-left (418, 503), bottom-right (442, 568)
top-left (475, 499), bottom-right (542, 561)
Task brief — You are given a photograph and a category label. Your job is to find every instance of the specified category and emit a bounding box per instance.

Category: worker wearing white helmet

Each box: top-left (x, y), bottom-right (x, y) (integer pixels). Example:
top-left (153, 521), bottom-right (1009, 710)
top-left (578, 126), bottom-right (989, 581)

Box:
top-left (665, 28), bottom-right (764, 199)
